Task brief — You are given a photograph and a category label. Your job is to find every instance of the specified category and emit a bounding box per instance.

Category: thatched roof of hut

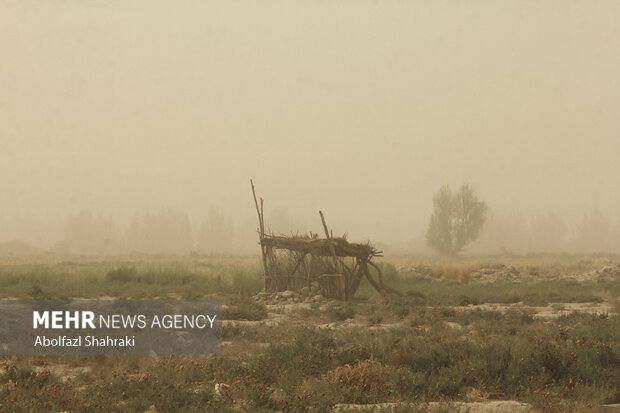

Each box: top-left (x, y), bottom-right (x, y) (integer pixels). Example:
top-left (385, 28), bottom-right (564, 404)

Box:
top-left (260, 235), bottom-right (381, 259)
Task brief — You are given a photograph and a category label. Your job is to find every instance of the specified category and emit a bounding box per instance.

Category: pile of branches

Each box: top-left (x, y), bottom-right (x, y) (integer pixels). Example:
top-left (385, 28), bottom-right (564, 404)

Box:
top-left (260, 235), bottom-right (381, 260)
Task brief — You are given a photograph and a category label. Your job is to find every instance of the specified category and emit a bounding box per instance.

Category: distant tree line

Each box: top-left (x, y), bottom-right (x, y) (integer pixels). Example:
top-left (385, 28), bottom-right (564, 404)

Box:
top-left (4, 200), bottom-right (619, 256)
top-left (57, 208), bottom-right (238, 255)
top-left (472, 208), bottom-right (620, 254)
top-left (424, 183), bottom-right (620, 255)
top-left (55, 206), bottom-right (301, 255)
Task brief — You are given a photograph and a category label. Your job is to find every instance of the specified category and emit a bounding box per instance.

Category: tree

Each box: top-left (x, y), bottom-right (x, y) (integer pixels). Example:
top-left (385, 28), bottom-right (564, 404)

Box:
top-left (426, 184), bottom-right (488, 255)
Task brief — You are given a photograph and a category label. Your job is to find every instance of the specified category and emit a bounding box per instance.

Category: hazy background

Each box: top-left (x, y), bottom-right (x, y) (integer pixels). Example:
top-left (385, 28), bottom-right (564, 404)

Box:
top-left (1, 1), bottom-right (619, 255)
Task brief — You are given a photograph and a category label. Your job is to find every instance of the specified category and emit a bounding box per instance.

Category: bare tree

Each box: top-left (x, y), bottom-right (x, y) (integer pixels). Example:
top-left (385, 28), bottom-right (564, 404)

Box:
top-left (426, 184), bottom-right (488, 255)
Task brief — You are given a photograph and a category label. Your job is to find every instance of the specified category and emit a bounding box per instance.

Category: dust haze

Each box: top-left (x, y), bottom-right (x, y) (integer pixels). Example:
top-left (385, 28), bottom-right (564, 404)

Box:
top-left (1, 1), bottom-right (619, 255)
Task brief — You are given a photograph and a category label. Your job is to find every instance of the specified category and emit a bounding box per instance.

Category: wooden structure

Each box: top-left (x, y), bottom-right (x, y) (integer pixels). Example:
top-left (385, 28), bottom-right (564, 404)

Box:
top-left (251, 180), bottom-right (400, 300)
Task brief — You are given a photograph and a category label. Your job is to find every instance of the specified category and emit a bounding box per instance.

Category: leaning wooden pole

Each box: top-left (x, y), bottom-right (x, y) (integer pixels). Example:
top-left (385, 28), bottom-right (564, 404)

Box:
top-left (250, 180), bottom-right (269, 291)
top-left (319, 210), bottom-right (340, 274)
top-left (368, 261), bottom-right (403, 296)
top-left (360, 260), bottom-right (385, 293)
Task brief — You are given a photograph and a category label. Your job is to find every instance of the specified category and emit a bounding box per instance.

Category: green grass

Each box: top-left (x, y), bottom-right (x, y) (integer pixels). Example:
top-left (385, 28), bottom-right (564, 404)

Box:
top-left (0, 258), bottom-right (264, 300)
top-left (356, 262), bottom-right (615, 307)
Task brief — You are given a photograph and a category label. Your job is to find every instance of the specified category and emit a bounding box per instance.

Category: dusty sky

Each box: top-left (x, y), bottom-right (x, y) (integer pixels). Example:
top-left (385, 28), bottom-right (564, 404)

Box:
top-left (1, 1), bottom-right (619, 248)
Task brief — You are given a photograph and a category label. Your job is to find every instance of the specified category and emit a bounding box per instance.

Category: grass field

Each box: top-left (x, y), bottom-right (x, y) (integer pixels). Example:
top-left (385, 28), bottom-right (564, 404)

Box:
top-left (1, 254), bottom-right (619, 412)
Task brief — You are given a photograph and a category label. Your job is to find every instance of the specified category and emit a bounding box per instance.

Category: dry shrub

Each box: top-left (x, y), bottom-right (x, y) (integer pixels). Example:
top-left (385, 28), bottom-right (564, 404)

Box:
top-left (434, 264), bottom-right (457, 280)
top-left (432, 263), bottom-right (473, 283)
top-left (458, 269), bottom-right (472, 284)
top-left (466, 387), bottom-right (490, 402)
top-left (434, 264), bottom-right (470, 281)
top-left (324, 359), bottom-right (392, 391)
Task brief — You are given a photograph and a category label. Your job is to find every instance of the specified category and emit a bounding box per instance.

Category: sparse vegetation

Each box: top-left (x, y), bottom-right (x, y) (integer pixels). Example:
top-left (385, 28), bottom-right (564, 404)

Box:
top-left (0, 258), bottom-right (264, 300)
top-left (224, 299), bottom-right (268, 321)
top-left (326, 304), bottom-right (356, 322)
top-left (0, 254), bottom-right (619, 412)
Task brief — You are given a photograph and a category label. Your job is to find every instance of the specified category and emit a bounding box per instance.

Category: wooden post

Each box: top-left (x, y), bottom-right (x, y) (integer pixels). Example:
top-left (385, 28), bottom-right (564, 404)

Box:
top-left (251, 180), bottom-right (269, 291)
top-left (368, 261), bottom-right (403, 296)
top-left (319, 210), bottom-right (341, 275)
